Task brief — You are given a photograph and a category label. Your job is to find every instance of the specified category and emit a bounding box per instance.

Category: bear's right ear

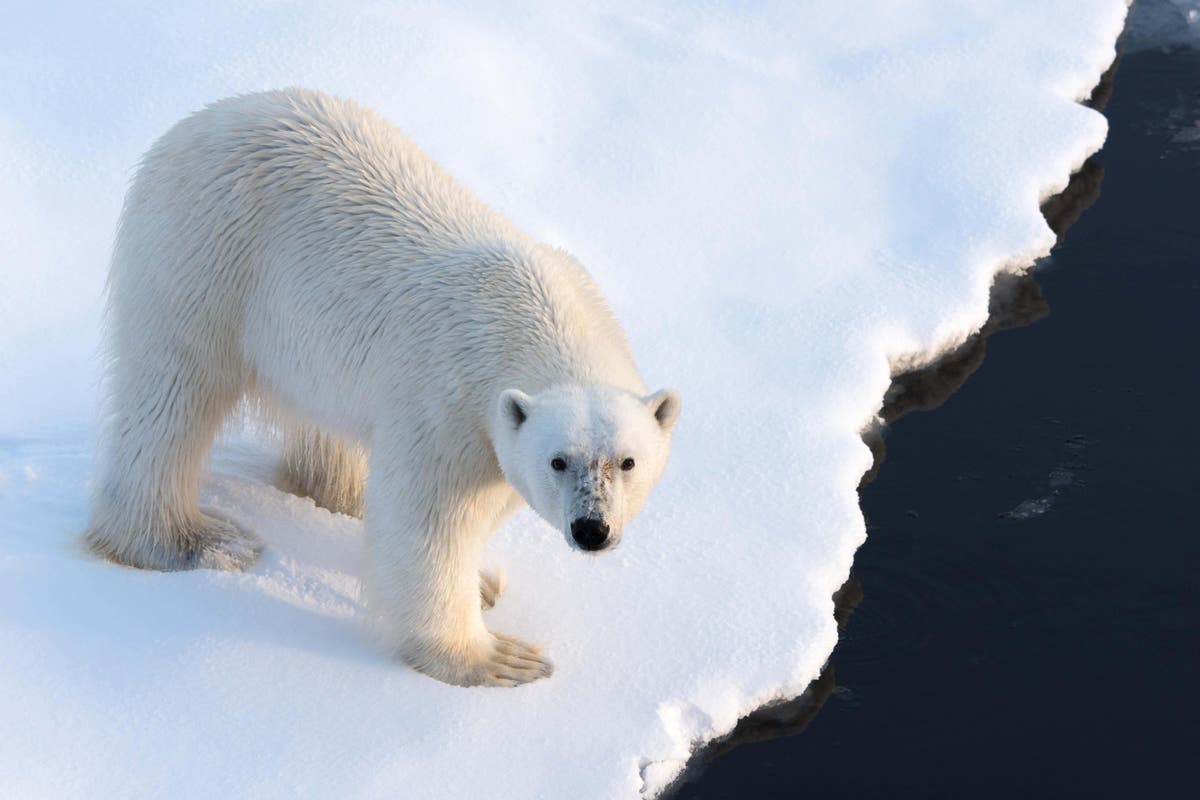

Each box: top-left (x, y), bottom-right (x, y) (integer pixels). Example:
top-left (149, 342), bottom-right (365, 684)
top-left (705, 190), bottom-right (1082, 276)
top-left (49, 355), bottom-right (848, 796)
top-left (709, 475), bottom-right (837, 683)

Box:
top-left (498, 389), bottom-right (534, 430)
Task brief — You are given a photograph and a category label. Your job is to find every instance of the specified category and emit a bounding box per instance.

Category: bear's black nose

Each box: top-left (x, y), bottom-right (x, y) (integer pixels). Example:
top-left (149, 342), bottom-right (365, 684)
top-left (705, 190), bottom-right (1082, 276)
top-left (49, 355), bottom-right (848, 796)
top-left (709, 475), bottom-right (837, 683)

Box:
top-left (570, 518), bottom-right (610, 551)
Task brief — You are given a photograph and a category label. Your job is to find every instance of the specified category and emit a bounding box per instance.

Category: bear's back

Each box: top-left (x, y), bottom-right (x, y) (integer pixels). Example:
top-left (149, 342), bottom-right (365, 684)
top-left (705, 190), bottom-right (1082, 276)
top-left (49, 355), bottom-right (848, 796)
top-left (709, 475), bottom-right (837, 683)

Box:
top-left (137, 88), bottom-right (520, 267)
top-left (110, 88), bottom-right (643, 434)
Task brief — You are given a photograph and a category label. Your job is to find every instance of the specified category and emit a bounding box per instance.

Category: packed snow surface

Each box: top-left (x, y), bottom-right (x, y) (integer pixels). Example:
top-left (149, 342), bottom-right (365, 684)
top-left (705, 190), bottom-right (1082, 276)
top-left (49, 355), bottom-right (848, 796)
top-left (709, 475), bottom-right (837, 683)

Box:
top-left (0, 2), bottom-right (1126, 797)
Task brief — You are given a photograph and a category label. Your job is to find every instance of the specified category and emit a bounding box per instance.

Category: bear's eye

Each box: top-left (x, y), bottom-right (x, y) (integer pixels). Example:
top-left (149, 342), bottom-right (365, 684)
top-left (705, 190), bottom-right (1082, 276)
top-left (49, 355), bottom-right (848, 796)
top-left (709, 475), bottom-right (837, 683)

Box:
top-left (550, 457), bottom-right (567, 472)
top-left (621, 457), bottom-right (636, 471)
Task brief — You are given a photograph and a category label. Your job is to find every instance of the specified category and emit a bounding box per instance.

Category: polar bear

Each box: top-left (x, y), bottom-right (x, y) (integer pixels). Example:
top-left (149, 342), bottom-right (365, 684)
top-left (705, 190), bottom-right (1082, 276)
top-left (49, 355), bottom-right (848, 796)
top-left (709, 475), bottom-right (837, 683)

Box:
top-left (86, 88), bottom-right (681, 687)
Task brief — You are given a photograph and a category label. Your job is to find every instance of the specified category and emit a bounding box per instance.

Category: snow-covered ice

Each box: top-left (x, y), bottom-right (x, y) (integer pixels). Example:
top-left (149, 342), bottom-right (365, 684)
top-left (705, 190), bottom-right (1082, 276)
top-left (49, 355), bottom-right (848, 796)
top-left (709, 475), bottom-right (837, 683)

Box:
top-left (0, 2), bottom-right (1127, 797)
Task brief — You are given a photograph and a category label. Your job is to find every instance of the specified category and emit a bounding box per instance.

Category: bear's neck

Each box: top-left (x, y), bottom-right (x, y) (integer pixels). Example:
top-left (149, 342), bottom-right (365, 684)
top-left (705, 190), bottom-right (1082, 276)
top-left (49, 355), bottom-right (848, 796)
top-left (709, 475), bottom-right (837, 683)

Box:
top-left (473, 238), bottom-right (648, 398)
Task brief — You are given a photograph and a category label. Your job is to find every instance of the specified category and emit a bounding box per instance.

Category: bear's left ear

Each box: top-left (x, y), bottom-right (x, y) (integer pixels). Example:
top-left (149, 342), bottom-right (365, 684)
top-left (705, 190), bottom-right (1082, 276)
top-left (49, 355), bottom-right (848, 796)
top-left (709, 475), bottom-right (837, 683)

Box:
top-left (644, 389), bottom-right (681, 432)
top-left (498, 388), bottom-right (535, 430)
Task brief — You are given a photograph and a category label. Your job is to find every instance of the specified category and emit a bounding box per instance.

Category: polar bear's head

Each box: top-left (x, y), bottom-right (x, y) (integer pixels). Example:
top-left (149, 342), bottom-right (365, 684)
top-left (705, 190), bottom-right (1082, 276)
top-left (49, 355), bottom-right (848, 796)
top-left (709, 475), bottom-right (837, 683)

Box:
top-left (492, 384), bottom-right (681, 553)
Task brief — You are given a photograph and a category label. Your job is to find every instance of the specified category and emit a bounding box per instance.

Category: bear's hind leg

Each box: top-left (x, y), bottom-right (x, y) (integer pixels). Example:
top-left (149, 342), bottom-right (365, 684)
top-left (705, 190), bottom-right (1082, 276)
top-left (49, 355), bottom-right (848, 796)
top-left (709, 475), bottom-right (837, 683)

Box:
top-left (87, 345), bottom-right (261, 572)
top-left (277, 426), bottom-right (367, 518)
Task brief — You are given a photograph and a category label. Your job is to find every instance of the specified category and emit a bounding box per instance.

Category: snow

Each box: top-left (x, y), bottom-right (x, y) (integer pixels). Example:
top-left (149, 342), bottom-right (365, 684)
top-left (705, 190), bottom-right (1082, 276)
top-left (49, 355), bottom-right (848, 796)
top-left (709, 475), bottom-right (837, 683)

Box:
top-left (0, 2), bottom-right (1126, 797)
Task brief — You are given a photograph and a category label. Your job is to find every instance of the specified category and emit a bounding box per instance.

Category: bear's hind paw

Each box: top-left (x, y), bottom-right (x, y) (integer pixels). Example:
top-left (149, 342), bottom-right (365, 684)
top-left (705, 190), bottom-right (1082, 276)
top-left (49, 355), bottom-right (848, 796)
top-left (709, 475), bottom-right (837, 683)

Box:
top-left (87, 513), bottom-right (262, 572)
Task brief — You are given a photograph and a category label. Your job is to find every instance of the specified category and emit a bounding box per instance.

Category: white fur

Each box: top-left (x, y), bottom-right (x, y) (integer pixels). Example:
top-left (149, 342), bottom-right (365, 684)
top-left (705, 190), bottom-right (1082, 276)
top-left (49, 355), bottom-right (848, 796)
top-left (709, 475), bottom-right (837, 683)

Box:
top-left (86, 88), bottom-right (680, 687)
top-left (277, 426), bottom-right (368, 518)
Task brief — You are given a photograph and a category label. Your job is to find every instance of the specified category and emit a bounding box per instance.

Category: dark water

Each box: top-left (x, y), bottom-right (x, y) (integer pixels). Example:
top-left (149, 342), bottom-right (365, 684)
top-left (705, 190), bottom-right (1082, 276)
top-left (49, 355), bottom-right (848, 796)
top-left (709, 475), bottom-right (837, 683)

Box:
top-left (671, 46), bottom-right (1200, 799)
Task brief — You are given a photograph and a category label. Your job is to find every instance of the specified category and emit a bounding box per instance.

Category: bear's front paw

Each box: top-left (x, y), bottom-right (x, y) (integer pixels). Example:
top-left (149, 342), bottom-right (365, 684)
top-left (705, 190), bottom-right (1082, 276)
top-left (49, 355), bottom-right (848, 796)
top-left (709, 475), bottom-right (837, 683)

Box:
top-left (408, 631), bottom-right (554, 688)
top-left (479, 568), bottom-right (507, 610)
top-left (472, 632), bottom-right (554, 687)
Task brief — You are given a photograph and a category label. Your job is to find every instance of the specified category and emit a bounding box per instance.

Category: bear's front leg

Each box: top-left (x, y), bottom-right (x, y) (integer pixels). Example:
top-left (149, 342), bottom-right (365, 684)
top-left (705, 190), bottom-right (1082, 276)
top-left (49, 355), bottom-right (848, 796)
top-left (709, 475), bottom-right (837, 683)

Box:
top-left (480, 567), bottom-right (511, 610)
top-left (365, 466), bottom-right (552, 687)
